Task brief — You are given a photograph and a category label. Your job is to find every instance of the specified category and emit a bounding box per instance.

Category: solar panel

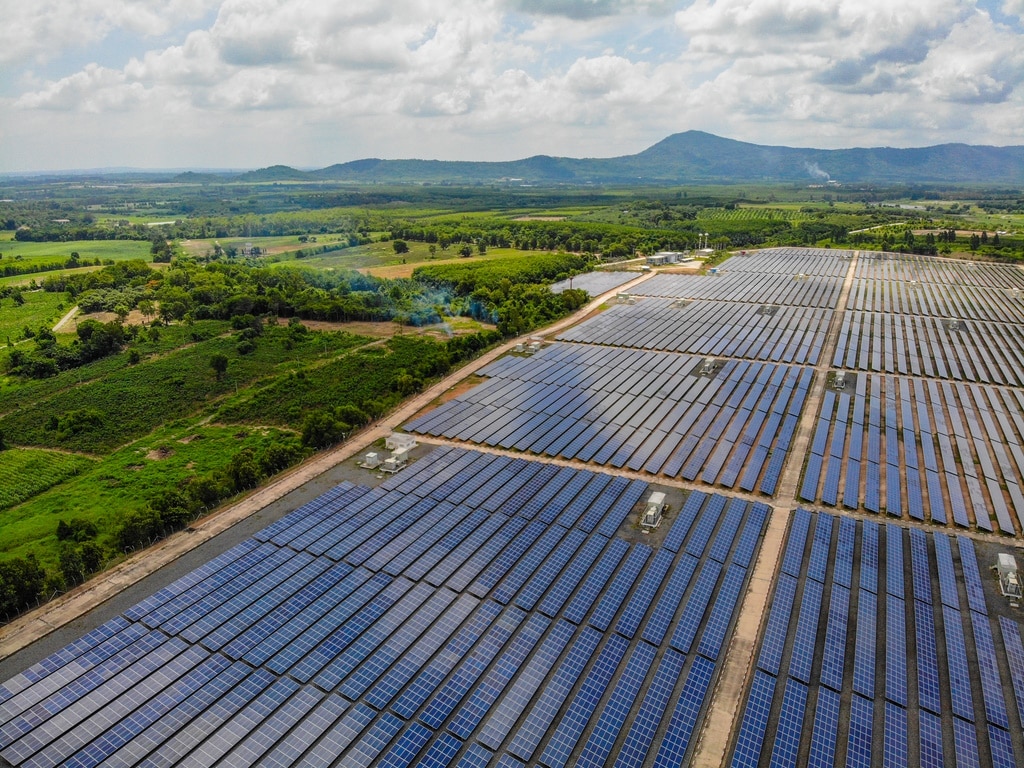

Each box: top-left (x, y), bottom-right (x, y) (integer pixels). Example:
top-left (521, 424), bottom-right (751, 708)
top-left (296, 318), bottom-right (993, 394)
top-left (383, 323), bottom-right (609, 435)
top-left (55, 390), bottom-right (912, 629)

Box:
top-left (562, 539), bottom-right (630, 625)
top-left (957, 537), bottom-right (988, 615)
top-left (669, 560), bottom-right (722, 655)
top-left (819, 584), bottom-right (849, 692)
top-left (806, 687), bottom-right (840, 768)
top-left (853, 590), bottom-right (877, 698)
top-left (780, 509), bottom-right (812, 579)
top-left (506, 628), bottom-right (603, 762)
top-left (845, 694), bottom-right (874, 768)
top-left (885, 595), bottom-right (907, 706)
top-left (860, 522), bottom-right (879, 593)
top-left (574, 642), bottom-right (657, 768)
top-left (952, 717), bottom-right (980, 768)
top-left (788, 578), bottom-right (824, 685)
top-left (589, 545), bottom-right (652, 632)
top-left (612, 649), bottom-right (686, 768)
top-left (999, 616), bottom-right (1024, 730)
top-left (728, 670), bottom-right (776, 768)
top-left (918, 710), bottom-right (945, 768)
top-left (932, 534), bottom-right (961, 610)
top-left (988, 724), bottom-right (1018, 768)
top-left (969, 610), bottom-right (1009, 729)
top-left (908, 528), bottom-right (931, 604)
top-left (538, 633), bottom-right (630, 768)
top-left (756, 575), bottom-right (797, 676)
top-left (766, 678), bottom-right (807, 768)
top-left (914, 599), bottom-right (942, 715)
top-left (942, 605), bottom-right (975, 722)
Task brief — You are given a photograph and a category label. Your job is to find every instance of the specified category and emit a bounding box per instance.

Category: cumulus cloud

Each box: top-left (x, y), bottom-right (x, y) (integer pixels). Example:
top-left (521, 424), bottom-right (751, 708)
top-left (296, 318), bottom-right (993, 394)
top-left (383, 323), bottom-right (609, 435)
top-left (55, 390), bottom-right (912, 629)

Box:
top-left (4, 0), bottom-right (1024, 171)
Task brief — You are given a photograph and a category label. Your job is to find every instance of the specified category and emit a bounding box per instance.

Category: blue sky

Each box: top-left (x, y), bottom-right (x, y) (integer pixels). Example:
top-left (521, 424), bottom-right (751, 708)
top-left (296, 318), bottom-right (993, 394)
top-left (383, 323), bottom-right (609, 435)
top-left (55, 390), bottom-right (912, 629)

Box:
top-left (2, 0), bottom-right (1023, 172)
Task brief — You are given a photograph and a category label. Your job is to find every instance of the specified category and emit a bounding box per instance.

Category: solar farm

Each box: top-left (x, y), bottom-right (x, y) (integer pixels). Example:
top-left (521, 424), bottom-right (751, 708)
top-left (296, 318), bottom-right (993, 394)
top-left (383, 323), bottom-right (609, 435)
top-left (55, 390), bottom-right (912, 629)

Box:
top-left (3, 246), bottom-right (1024, 767)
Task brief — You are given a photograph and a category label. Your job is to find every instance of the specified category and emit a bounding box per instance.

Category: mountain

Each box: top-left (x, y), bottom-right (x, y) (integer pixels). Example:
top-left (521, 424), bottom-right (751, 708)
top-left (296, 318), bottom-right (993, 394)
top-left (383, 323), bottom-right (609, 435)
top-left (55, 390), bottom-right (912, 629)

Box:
top-left (176, 132), bottom-right (1024, 185)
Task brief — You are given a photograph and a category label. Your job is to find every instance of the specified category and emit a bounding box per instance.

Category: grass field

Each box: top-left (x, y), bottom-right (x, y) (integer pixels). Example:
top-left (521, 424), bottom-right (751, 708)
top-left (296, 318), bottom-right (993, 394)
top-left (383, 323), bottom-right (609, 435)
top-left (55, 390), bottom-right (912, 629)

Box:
top-left (0, 448), bottom-right (96, 510)
top-left (0, 289), bottom-right (68, 342)
top-left (0, 323), bottom-right (370, 453)
top-left (0, 237), bottom-right (152, 271)
top-left (0, 424), bottom-right (297, 569)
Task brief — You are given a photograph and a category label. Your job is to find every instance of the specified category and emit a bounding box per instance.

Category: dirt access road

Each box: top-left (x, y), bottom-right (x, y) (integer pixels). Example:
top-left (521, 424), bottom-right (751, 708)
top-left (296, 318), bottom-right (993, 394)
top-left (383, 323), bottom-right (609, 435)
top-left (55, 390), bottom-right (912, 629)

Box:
top-left (0, 270), bottom-right (655, 663)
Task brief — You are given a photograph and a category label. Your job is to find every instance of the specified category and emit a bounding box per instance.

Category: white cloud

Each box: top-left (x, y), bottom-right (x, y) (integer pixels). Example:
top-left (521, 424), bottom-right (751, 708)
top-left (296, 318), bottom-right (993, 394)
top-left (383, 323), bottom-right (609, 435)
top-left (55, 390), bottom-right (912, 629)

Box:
top-left (4, 0), bottom-right (1024, 171)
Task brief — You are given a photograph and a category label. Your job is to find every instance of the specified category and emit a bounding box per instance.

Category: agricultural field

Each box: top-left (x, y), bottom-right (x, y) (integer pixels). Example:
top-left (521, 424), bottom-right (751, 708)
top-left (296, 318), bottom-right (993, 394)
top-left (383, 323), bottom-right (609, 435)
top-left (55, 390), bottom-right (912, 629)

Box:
top-left (0, 448), bottom-right (96, 510)
top-left (0, 289), bottom-right (68, 342)
top-left (0, 237), bottom-right (151, 271)
top-left (0, 424), bottom-right (296, 569)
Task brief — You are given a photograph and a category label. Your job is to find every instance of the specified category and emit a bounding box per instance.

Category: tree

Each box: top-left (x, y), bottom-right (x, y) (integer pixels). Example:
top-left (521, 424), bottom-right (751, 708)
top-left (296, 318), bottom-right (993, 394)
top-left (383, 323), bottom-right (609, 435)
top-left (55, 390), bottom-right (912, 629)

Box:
top-left (210, 353), bottom-right (229, 380)
top-left (392, 240), bottom-right (409, 255)
top-left (458, 245), bottom-right (473, 258)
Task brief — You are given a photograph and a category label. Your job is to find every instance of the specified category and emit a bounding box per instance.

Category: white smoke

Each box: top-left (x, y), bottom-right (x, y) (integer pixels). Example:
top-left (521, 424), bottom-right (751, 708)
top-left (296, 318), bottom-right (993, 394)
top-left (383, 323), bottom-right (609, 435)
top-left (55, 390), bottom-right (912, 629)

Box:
top-left (805, 162), bottom-right (831, 181)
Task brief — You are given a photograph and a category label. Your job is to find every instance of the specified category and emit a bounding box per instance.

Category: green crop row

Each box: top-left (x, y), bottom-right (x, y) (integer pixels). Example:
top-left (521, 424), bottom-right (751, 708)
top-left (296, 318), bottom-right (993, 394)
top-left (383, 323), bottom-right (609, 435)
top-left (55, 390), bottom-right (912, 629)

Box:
top-left (0, 448), bottom-right (96, 510)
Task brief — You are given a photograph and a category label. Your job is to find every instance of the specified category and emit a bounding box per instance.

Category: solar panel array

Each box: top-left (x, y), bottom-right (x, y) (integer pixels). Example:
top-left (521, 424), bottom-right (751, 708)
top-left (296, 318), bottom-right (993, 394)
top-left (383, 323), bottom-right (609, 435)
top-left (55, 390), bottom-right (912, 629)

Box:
top-left (549, 272), bottom-right (636, 296)
top-left (800, 372), bottom-right (1024, 534)
top-left (635, 271), bottom-right (842, 308)
top-left (557, 298), bottom-right (830, 365)
top-left (729, 509), bottom-right (1023, 768)
top-left (0, 447), bottom-right (772, 768)
top-left (405, 344), bottom-right (810, 494)
top-left (854, 254), bottom-right (1024, 291)
top-left (715, 247), bottom-right (854, 277)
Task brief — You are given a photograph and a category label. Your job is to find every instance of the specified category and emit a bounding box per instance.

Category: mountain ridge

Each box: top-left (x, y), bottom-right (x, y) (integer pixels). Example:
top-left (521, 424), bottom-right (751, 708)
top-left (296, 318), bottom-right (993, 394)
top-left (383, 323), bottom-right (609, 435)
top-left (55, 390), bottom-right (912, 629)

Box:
top-left (186, 130), bottom-right (1024, 185)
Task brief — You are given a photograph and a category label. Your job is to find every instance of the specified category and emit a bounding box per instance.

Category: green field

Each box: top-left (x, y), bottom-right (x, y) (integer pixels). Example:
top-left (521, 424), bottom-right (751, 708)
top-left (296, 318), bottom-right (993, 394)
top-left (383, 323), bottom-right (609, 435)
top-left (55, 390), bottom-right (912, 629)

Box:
top-left (0, 237), bottom-right (152, 270)
top-left (0, 424), bottom-right (296, 568)
top-left (0, 289), bottom-right (68, 342)
top-left (0, 448), bottom-right (96, 510)
top-left (0, 322), bottom-right (370, 454)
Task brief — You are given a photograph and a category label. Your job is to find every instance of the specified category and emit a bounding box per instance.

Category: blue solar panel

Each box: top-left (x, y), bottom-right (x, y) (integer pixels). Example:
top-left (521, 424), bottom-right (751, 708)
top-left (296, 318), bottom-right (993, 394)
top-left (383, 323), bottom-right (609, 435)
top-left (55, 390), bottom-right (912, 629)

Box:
top-left (445, 613), bottom-right (548, 739)
top-left (651, 655), bottom-right (716, 768)
top-left (806, 513), bottom-right (833, 583)
top-left (908, 528), bottom-right (931, 603)
top-left (957, 537), bottom-right (988, 615)
top-left (882, 701), bottom-right (908, 768)
top-left (615, 549), bottom-right (674, 639)
top-left (375, 722), bottom-right (432, 768)
top-left (845, 694), bottom-right (874, 768)
top-left (660, 491), bottom-right (707, 553)
top-left (697, 564), bottom-right (747, 661)
top-left (756, 574), bottom-right (797, 676)
top-left (561, 539), bottom-right (630, 625)
top-left (454, 742), bottom-right (494, 768)
top-left (780, 509), bottom-right (812, 579)
top-left (538, 633), bottom-right (630, 768)
top-left (819, 584), bottom-right (849, 692)
top-left (536, 535), bottom-right (613, 620)
top-left (933, 533), bottom-right (961, 610)
top-left (885, 595), bottom-right (907, 706)
top-left (832, 517), bottom-right (855, 588)
top-left (788, 579), bottom-right (823, 684)
top-left (918, 710), bottom-right (945, 768)
top-left (806, 687), bottom-right (840, 768)
top-left (952, 717), bottom-right (980, 768)
top-left (732, 503), bottom-right (769, 568)
top-left (415, 606), bottom-right (525, 728)
top-left (969, 610), bottom-right (1009, 729)
top-left (914, 599), bottom-right (942, 714)
top-left (612, 649), bottom-right (686, 768)
top-left (860, 522), bottom-right (879, 593)
top-left (589, 544), bottom-right (652, 632)
top-left (853, 590), bottom-right (877, 698)
top-left (999, 616), bottom-right (1024, 730)
top-left (415, 731), bottom-right (463, 768)
top-left (669, 559), bottom-right (722, 655)
top-left (767, 678), bottom-right (807, 768)
top-left (942, 605), bottom-right (975, 722)
top-left (988, 725), bottom-right (1018, 768)
top-left (685, 495), bottom-right (727, 559)
top-left (885, 524), bottom-right (904, 598)
top-left (575, 642), bottom-right (657, 768)
top-left (506, 628), bottom-right (603, 762)
top-left (729, 670), bottom-right (776, 768)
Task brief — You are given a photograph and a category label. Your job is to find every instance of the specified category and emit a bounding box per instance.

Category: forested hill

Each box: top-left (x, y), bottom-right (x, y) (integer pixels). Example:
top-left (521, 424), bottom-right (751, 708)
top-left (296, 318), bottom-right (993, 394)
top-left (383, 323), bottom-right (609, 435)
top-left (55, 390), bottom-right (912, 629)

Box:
top-left (224, 131), bottom-right (1024, 185)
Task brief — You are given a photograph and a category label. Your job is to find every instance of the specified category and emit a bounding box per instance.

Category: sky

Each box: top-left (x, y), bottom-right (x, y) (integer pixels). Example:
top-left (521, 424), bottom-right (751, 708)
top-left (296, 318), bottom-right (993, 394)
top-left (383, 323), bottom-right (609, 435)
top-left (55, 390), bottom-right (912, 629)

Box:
top-left (2, 0), bottom-right (1024, 172)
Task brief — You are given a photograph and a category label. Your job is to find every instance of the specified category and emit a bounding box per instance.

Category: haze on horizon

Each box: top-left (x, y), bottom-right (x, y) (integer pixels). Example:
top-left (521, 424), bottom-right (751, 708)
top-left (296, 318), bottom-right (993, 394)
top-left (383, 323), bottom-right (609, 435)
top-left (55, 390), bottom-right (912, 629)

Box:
top-left (2, 0), bottom-right (1024, 173)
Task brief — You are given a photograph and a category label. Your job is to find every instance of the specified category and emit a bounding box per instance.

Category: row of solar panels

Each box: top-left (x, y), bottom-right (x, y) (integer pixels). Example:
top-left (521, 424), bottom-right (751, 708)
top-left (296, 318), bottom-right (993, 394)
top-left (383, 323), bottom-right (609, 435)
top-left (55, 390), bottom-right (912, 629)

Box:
top-left (634, 271), bottom-right (843, 308)
top-left (0, 451), bottom-right (777, 768)
top-left (717, 248), bottom-right (854, 278)
top-left (801, 372), bottom-right (1024, 535)
top-left (834, 310), bottom-right (1024, 387)
top-left (406, 346), bottom-right (810, 494)
top-left (729, 509), bottom-right (1023, 768)
top-left (847, 279), bottom-right (1024, 324)
top-left (854, 255), bottom-right (1024, 290)
top-left (556, 298), bottom-right (831, 366)
top-left (548, 272), bottom-right (635, 296)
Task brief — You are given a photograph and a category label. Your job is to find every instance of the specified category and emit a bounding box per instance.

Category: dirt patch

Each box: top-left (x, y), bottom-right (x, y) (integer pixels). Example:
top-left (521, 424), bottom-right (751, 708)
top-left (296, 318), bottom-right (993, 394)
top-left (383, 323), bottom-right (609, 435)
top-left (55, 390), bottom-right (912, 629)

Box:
top-left (146, 447), bottom-right (174, 460)
top-left (178, 435), bottom-right (203, 444)
top-left (69, 308), bottom-right (152, 330)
